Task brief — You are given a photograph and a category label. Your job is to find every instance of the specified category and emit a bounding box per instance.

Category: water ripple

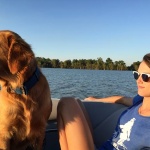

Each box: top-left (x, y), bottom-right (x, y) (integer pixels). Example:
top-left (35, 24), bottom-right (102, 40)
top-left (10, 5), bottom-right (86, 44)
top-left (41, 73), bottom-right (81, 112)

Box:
top-left (41, 68), bottom-right (137, 99)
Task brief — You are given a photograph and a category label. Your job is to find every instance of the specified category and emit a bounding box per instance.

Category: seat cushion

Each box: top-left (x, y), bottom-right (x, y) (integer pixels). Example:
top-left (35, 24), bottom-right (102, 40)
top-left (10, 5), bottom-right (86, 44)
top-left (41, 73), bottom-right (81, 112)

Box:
top-left (83, 101), bottom-right (128, 148)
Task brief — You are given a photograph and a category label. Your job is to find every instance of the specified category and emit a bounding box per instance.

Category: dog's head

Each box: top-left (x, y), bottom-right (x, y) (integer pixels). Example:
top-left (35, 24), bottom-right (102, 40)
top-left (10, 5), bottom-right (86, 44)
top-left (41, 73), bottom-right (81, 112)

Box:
top-left (0, 30), bottom-right (35, 81)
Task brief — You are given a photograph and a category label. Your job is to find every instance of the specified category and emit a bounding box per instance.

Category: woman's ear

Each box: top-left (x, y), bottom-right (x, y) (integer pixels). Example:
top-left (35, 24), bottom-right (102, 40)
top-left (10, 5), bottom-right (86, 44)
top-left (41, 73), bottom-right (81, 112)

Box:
top-left (8, 35), bottom-right (34, 74)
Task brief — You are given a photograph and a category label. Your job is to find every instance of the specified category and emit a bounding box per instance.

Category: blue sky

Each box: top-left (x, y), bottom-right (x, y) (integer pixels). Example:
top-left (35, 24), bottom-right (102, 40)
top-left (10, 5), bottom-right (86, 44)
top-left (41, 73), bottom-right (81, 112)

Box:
top-left (1, 0), bottom-right (150, 66)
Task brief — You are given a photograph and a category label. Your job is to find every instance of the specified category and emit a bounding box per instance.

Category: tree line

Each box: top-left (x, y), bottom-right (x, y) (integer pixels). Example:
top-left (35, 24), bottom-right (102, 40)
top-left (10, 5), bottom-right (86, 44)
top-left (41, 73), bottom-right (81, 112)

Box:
top-left (36, 57), bottom-right (140, 71)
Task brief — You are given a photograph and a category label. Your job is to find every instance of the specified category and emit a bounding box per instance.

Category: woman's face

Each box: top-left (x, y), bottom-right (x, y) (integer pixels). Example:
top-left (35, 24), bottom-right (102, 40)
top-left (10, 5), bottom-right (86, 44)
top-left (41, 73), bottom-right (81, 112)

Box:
top-left (137, 61), bottom-right (150, 97)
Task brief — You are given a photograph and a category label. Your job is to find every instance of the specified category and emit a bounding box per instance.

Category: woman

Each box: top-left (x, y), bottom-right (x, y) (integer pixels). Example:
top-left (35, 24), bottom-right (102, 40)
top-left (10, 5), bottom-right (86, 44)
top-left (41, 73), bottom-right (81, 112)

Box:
top-left (57, 53), bottom-right (150, 150)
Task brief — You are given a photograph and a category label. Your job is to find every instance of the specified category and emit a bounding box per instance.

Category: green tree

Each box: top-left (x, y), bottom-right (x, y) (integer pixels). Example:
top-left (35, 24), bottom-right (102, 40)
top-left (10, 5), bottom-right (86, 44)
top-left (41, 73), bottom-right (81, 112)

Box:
top-left (64, 60), bottom-right (72, 68)
top-left (114, 60), bottom-right (126, 70)
top-left (130, 61), bottom-right (140, 71)
top-left (72, 59), bottom-right (79, 69)
top-left (51, 59), bottom-right (60, 68)
top-left (60, 61), bottom-right (64, 68)
top-left (96, 57), bottom-right (105, 70)
top-left (105, 58), bottom-right (114, 70)
top-left (86, 59), bottom-right (94, 69)
top-left (79, 59), bottom-right (86, 69)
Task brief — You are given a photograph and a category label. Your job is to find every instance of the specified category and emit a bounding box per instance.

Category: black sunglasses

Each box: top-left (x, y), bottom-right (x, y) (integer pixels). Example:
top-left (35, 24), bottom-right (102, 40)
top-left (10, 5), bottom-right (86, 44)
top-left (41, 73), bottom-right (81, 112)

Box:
top-left (133, 71), bottom-right (150, 82)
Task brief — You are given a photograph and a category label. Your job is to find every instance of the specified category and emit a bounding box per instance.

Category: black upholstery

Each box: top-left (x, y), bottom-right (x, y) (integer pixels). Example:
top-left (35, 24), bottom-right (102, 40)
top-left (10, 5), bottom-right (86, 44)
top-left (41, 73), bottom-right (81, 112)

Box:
top-left (44, 100), bottom-right (128, 150)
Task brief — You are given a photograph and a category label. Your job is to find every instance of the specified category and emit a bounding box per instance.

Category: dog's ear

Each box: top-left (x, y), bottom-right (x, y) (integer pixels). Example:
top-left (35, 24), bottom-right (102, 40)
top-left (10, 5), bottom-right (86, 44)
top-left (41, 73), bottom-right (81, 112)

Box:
top-left (8, 34), bottom-right (34, 74)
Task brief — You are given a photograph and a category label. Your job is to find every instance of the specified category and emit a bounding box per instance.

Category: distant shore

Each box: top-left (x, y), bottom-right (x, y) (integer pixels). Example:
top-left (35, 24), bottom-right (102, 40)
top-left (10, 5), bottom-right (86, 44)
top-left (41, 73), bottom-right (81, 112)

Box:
top-left (36, 57), bottom-right (140, 71)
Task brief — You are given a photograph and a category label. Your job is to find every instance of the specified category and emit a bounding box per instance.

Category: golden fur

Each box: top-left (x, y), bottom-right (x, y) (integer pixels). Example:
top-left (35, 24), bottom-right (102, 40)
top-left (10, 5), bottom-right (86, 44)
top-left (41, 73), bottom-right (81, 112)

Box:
top-left (0, 30), bottom-right (52, 150)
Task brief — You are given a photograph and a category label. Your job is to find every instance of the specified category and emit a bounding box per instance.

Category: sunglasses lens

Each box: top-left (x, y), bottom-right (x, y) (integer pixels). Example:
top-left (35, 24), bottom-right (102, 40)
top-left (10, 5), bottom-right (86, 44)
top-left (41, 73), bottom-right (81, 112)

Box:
top-left (142, 74), bottom-right (149, 82)
top-left (133, 72), bottom-right (139, 80)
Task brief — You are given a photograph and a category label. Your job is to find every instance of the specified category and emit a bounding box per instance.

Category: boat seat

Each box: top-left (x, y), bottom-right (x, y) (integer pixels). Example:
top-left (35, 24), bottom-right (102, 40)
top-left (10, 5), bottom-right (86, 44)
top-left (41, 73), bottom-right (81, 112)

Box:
top-left (44, 99), bottom-right (128, 150)
top-left (44, 99), bottom-right (60, 150)
top-left (83, 101), bottom-right (128, 148)
top-left (48, 98), bottom-right (59, 120)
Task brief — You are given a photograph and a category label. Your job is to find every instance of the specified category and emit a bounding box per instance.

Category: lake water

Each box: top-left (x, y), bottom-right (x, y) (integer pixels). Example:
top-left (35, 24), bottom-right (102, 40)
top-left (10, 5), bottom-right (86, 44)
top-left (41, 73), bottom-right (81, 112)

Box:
top-left (41, 68), bottom-right (137, 100)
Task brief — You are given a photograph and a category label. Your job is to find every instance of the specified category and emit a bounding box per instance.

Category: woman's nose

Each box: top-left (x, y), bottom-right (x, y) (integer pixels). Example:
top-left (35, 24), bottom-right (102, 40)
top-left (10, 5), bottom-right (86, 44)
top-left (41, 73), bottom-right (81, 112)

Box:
top-left (137, 75), bottom-right (143, 83)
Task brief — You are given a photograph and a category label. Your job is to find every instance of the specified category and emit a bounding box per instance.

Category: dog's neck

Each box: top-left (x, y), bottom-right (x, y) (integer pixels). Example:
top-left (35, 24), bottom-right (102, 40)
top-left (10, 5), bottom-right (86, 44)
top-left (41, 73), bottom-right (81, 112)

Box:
top-left (0, 67), bottom-right (41, 95)
top-left (22, 67), bottom-right (40, 94)
top-left (19, 60), bottom-right (38, 83)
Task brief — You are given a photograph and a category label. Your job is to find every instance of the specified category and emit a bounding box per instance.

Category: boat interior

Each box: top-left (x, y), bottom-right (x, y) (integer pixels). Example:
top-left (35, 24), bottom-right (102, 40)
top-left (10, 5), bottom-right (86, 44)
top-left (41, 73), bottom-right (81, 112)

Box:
top-left (44, 98), bottom-right (128, 150)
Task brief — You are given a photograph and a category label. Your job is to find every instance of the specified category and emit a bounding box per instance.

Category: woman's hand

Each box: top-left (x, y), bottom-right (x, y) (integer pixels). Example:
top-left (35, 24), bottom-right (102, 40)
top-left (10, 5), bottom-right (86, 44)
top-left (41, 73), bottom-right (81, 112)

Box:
top-left (84, 96), bottom-right (98, 101)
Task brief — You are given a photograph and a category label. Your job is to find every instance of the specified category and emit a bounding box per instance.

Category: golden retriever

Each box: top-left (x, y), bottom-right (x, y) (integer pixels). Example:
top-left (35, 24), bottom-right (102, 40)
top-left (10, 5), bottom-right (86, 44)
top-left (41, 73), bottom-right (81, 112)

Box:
top-left (0, 30), bottom-right (52, 150)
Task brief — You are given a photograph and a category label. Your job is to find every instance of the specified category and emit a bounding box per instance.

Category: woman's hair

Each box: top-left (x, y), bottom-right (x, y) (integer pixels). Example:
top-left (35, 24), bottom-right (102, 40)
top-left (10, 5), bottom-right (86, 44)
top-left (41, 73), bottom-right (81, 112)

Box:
top-left (143, 53), bottom-right (150, 68)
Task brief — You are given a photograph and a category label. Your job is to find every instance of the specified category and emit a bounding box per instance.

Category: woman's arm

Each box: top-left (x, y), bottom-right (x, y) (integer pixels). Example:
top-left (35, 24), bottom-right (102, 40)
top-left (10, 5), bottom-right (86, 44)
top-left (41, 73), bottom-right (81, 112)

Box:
top-left (84, 96), bottom-right (133, 107)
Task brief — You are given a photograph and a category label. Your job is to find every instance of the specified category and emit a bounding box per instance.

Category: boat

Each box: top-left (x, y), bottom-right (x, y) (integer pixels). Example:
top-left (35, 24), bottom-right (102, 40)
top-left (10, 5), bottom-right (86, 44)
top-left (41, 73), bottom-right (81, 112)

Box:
top-left (44, 98), bottom-right (128, 150)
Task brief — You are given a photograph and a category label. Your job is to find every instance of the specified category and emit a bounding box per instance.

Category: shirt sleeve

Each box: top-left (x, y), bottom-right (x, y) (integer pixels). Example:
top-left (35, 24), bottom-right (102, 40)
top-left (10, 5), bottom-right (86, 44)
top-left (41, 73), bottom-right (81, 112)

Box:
top-left (133, 94), bottom-right (143, 105)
